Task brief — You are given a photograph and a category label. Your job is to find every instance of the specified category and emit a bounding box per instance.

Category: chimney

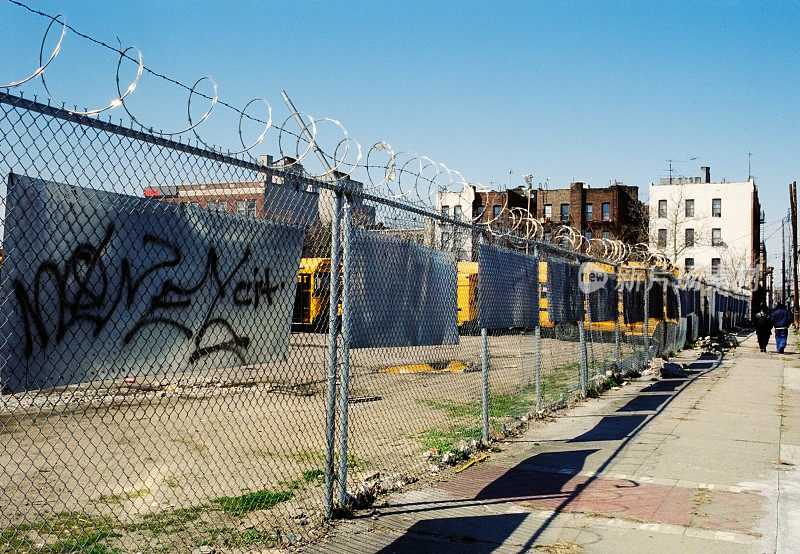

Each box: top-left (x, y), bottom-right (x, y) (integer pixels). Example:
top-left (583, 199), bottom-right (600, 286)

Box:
top-left (700, 166), bottom-right (711, 184)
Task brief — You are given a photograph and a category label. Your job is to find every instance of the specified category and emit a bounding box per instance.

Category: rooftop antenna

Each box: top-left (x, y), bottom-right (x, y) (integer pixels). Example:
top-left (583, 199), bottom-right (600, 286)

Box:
top-left (689, 155), bottom-right (698, 177)
top-left (666, 159), bottom-right (677, 185)
top-left (748, 151), bottom-right (753, 178)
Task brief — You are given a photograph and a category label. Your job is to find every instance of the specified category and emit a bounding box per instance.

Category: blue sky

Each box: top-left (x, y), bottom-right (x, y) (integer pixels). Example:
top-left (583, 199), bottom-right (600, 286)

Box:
top-left (2, 0), bottom-right (799, 270)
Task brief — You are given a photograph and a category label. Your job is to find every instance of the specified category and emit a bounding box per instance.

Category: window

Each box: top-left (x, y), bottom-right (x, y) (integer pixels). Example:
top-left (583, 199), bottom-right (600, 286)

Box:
top-left (474, 206), bottom-right (485, 220)
top-left (658, 199), bottom-right (667, 218)
top-left (493, 205), bottom-right (502, 219)
top-left (441, 232), bottom-right (451, 249)
top-left (685, 258), bottom-right (695, 270)
top-left (711, 258), bottom-right (720, 275)
top-left (584, 230), bottom-right (593, 240)
top-left (189, 202), bottom-right (200, 209)
top-left (237, 200), bottom-right (246, 215)
top-left (207, 201), bottom-right (216, 211)
top-left (602, 202), bottom-right (611, 221)
top-left (584, 203), bottom-right (593, 221)
top-left (602, 230), bottom-right (611, 239)
top-left (453, 205), bottom-right (462, 222)
top-left (247, 200), bottom-right (256, 217)
top-left (441, 205), bottom-right (450, 219)
top-left (544, 231), bottom-right (552, 242)
top-left (712, 198), bottom-right (721, 217)
top-left (544, 204), bottom-right (552, 219)
top-left (218, 201), bottom-right (226, 212)
top-left (712, 228), bottom-right (722, 246)
top-left (685, 199), bottom-right (694, 218)
top-left (657, 228), bottom-right (667, 248)
top-left (685, 228), bottom-right (694, 247)
top-left (560, 203), bottom-right (569, 222)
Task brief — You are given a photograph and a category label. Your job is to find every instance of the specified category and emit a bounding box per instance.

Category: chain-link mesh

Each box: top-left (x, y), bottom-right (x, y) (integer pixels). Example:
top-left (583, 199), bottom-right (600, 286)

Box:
top-left (0, 92), bottom-right (751, 553)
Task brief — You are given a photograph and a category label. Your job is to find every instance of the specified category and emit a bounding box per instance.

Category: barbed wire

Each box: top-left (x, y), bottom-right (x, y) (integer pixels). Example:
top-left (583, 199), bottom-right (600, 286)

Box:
top-left (0, 0), bottom-right (755, 280)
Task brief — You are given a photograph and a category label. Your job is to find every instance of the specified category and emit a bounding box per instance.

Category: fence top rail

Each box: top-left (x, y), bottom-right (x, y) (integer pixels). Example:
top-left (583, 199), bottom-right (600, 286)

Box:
top-left (0, 90), bottom-right (761, 292)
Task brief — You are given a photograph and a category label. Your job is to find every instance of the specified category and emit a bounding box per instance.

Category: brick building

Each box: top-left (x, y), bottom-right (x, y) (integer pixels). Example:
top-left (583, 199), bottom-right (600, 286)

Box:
top-left (434, 182), bottom-right (645, 261)
top-left (144, 154), bottom-right (375, 256)
top-left (527, 181), bottom-right (646, 244)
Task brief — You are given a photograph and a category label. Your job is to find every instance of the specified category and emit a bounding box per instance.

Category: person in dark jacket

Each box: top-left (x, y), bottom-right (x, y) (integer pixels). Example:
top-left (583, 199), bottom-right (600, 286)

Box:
top-left (771, 303), bottom-right (793, 353)
top-left (754, 304), bottom-right (773, 352)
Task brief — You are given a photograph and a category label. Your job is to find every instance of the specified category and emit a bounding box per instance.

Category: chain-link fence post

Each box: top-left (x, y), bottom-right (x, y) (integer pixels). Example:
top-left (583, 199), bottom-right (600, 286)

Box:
top-left (534, 245), bottom-right (542, 413)
top-left (324, 192), bottom-right (342, 519)
top-left (480, 235), bottom-right (490, 442)
top-left (614, 266), bottom-right (622, 376)
top-left (577, 256), bottom-right (588, 396)
top-left (643, 270), bottom-right (651, 363)
top-left (337, 196), bottom-right (353, 508)
top-left (578, 319), bottom-right (588, 396)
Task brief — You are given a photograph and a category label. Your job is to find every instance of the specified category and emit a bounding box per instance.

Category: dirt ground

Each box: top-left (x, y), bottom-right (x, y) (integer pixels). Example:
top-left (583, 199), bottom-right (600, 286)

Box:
top-left (0, 329), bottom-right (646, 552)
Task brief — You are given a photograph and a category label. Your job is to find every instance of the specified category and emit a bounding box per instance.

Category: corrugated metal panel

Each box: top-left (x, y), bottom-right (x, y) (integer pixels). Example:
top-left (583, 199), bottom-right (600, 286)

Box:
top-left (477, 244), bottom-right (539, 329)
top-left (348, 227), bottom-right (459, 348)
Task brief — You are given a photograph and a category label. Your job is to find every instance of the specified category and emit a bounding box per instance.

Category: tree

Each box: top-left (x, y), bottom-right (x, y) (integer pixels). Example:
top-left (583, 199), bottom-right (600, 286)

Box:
top-left (649, 185), bottom-right (711, 267)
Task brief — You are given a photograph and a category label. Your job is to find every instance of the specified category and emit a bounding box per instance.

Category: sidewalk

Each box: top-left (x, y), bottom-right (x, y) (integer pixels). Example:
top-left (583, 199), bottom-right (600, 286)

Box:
top-left (304, 332), bottom-right (800, 553)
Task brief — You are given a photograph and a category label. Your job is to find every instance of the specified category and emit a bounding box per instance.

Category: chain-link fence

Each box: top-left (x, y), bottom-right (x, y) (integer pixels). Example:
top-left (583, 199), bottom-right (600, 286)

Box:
top-left (0, 91), bottom-right (751, 553)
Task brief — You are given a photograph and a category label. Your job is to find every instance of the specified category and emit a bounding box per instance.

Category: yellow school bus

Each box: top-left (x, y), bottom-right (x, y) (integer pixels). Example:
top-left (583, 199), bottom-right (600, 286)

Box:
top-left (292, 258), bottom-right (340, 331)
top-left (457, 262), bottom-right (480, 333)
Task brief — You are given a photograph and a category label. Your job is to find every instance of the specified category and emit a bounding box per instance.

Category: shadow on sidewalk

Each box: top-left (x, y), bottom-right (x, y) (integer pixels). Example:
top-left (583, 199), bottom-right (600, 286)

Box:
top-left (376, 348), bottom-right (727, 552)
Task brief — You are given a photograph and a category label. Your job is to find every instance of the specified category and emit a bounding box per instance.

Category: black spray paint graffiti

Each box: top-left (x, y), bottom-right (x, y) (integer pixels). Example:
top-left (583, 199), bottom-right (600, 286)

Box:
top-left (12, 222), bottom-right (287, 364)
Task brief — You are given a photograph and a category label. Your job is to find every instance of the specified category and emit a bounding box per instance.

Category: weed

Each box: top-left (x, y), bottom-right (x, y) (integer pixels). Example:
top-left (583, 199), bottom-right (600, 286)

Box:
top-left (95, 488), bottom-right (149, 505)
top-left (213, 489), bottom-right (293, 516)
top-left (286, 450), bottom-right (324, 464)
top-left (0, 511), bottom-right (120, 553)
top-left (420, 398), bottom-right (479, 419)
top-left (122, 506), bottom-right (205, 536)
top-left (250, 449), bottom-right (275, 459)
top-left (201, 527), bottom-right (276, 548)
top-left (418, 426), bottom-right (482, 459)
top-left (336, 452), bottom-right (368, 470)
top-left (303, 469), bottom-right (325, 483)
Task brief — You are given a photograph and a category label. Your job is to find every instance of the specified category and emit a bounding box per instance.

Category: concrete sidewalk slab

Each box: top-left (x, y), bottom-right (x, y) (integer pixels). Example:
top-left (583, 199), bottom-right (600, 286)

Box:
top-left (304, 332), bottom-right (799, 553)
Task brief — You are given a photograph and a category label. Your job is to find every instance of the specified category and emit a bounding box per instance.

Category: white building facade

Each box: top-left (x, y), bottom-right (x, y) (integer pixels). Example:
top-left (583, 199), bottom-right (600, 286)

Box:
top-left (648, 167), bottom-right (760, 291)
top-left (436, 186), bottom-right (476, 261)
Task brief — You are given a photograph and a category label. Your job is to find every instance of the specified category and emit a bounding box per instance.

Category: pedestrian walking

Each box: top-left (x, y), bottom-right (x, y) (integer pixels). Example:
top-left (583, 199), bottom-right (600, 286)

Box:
top-left (754, 304), bottom-right (773, 352)
top-left (771, 302), bottom-right (792, 353)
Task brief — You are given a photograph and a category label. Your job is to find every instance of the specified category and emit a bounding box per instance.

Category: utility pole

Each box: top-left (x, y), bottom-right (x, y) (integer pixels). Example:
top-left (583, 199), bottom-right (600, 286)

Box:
top-left (791, 181), bottom-right (799, 325)
top-left (782, 218), bottom-right (787, 304)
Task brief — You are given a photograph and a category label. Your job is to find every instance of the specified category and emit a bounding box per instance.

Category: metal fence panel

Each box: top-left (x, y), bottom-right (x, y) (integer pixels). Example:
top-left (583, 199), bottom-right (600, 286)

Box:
top-left (348, 227), bottom-right (459, 348)
top-left (2, 173), bottom-right (303, 392)
top-left (477, 243), bottom-right (539, 330)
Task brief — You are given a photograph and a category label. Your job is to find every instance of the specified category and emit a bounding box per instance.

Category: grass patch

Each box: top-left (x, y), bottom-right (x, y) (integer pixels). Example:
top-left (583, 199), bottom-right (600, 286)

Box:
top-left (213, 489), bottom-right (294, 516)
top-left (420, 398), bottom-right (479, 419)
top-left (1, 511), bottom-right (119, 553)
top-left (250, 449), bottom-right (275, 459)
top-left (286, 450), bottom-right (324, 464)
top-left (541, 362), bottom-right (581, 401)
top-left (95, 488), bottom-right (150, 505)
top-left (303, 469), bottom-right (325, 483)
top-left (122, 506), bottom-right (205, 537)
top-left (418, 426), bottom-right (482, 459)
top-left (198, 527), bottom-right (277, 548)
top-left (421, 386), bottom-right (536, 422)
top-left (165, 476), bottom-right (181, 488)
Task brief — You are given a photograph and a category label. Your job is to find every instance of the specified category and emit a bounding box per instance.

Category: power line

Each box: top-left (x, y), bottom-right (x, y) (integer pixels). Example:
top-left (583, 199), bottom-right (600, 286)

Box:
top-left (5, 0), bottom-right (271, 127)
